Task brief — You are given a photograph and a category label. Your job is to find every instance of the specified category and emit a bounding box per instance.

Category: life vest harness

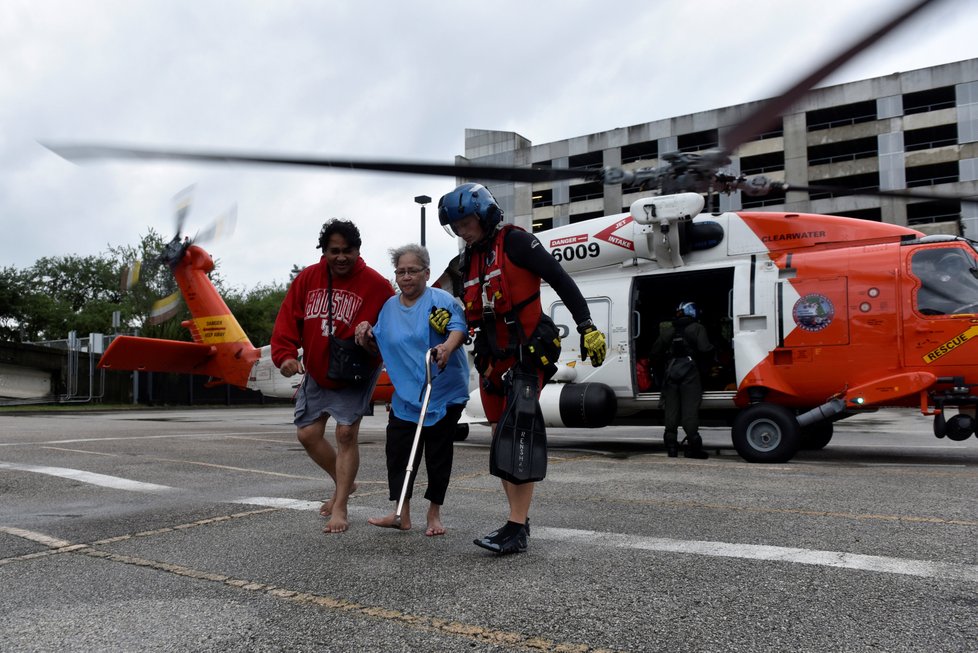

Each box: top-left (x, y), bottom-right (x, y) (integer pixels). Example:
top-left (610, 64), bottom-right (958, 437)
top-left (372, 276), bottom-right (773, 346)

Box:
top-left (463, 272), bottom-right (539, 361)
top-left (462, 226), bottom-right (560, 377)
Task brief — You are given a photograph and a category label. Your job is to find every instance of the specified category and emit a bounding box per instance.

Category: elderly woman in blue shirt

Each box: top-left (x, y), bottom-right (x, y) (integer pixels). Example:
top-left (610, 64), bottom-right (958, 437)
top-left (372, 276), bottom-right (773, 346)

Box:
top-left (355, 243), bottom-right (469, 536)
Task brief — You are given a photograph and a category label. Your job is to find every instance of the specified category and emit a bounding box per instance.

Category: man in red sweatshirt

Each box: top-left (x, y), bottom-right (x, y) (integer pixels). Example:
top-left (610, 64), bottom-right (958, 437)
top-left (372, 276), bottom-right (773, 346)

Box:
top-left (272, 219), bottom-right (394, 533)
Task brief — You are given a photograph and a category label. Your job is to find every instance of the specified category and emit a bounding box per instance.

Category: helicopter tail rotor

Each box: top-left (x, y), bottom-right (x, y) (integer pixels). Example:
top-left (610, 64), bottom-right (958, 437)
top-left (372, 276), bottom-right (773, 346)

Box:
top-left (173, 184), bottom-right (194, 241)
top-left (191, 204), bottom-right (237, 246)
top-left (120, 260), bottom-right (142, 292)
top-left (119, 187), bottom-right (236, 326)
top-left (148, 291), bottom-right (183, 326)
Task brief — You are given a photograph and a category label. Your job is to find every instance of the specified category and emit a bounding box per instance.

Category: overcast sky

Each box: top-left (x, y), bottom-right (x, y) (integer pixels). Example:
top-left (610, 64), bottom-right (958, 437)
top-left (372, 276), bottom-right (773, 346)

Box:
top-left (3, 0), bottom-right (977, 296)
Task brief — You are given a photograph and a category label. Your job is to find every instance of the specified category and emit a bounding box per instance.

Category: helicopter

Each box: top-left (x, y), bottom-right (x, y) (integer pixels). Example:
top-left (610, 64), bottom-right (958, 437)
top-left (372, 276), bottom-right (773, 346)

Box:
top-left (100, 235), bottom-right (397, 406)
top-left (47, 0), bottom-right (978, 462)
top-left (98, 192), bottom-right (396, 406)
top-left (460, 190), bottom-right (978, 463)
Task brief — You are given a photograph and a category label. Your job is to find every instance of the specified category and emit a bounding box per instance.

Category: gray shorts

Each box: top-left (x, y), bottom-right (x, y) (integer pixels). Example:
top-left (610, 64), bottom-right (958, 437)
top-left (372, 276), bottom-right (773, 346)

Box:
top-left (293, 371), bottom-right (378, 428)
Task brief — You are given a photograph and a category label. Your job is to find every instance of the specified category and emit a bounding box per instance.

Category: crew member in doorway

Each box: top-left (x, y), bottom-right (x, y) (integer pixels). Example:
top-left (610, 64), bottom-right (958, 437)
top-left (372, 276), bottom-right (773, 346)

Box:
top-left (651, 301), bottom-right (713, 459)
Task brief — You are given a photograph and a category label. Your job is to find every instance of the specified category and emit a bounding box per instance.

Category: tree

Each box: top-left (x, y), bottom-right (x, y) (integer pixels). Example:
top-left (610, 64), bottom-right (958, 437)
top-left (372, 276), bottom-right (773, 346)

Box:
top-left (1, 253), bottom-right (123, 342)
top-left (0, 266), bottom-right (28, 341)
top-left (223, 282), bottom-right (288, 346)
top-left (1, 229), bottom-right (287, 344)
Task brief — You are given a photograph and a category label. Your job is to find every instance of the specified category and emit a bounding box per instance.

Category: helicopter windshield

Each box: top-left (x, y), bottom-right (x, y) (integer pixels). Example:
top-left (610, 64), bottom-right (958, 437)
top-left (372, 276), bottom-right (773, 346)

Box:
top-left (912, 246), bottom-right (978, 316)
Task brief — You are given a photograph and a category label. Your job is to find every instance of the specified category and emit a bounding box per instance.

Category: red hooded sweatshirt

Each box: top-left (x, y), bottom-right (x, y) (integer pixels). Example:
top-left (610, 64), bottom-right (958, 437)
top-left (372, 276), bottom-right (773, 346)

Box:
top-left (271, 257), bottom-right (393, 389)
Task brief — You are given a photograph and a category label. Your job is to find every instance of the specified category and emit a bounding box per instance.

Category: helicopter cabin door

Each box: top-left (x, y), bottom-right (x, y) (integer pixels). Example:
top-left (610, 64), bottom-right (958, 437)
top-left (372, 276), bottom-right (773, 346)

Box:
top-left (549, 296), bottom-right (612, 363)
top-left (631, 266), bottom-right (736, 395)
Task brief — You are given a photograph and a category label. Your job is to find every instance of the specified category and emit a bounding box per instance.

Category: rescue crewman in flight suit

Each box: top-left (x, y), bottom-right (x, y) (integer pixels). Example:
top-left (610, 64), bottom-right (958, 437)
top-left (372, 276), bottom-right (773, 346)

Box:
top-left (438, 182), bottom-right (607, 555)
top-left (652, 301), bottom-right (713, 459)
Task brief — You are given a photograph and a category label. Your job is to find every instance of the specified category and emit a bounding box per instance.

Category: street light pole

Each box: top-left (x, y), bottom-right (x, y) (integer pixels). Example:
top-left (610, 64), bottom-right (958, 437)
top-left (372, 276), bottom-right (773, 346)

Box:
top-left (414, 195), bottom-right (431, 247)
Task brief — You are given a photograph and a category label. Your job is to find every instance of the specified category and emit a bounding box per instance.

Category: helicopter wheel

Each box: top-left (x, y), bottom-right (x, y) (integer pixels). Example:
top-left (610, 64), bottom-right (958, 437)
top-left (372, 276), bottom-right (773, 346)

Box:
top-left (944, 413), bottom-right (975, 441)
top-left (453, 423), bottom-right (470, 442)
top-left (732, 403), bottom-right (801, 463)
top-left (800, 421), bottom-right (834, 450)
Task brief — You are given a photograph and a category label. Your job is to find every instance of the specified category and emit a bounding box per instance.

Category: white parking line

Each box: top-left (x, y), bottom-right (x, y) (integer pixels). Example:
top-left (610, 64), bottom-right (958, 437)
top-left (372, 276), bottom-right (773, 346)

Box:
top-left (0, 461), bottom-right (367, 515)
top-left (0, 462), bottom-right (176, 492)
top-left (231, 497), bottom-right (376, 519)
top-left (0, 431), bottom-right (291, 447)
top-left (234, 496), bottom-right (322, 511)
top-left (4, 461), bottom-right (976, 583)
top-left (534, 526), bottom-right (978, 583)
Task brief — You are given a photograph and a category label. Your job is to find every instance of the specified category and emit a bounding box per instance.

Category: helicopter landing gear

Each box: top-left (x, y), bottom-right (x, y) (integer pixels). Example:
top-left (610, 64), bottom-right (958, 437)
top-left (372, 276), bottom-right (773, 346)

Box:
top-left (944, 413), bottom-right (975, 442)
top-left (800, 421), bottom-right (834, 450)
top-left (933, 405), bottom-right (946, 439)
top-left (732, 403), bottom-right (800, 463)
top-left (933, 401), bottom-right (976, 441)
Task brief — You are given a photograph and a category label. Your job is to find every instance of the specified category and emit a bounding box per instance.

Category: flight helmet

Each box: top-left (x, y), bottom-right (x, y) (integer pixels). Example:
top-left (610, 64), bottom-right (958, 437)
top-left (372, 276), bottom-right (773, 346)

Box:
top-left (677, 301), bottom-right (698, 319)
top-left (437, 183), bottom-right (503, 234)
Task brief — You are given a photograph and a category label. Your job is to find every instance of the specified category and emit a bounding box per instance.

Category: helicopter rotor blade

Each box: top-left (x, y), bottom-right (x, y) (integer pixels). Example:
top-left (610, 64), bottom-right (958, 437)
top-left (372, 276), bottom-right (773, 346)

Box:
top-left (148, 291), bottom-right (183, 326)
top-left (720, 0), bottom-right (942, 156)
top-left (120, 260), bottom-right (142, 292)
top-left (192, 204), bottom-right (238, 245)
top-left (41, 142), bottom-right (596, 185)
top-left (36, 0), bottom-right (959, 207)
top-left (777, 182), bottom-right (978, 204)
top-left (172, 184), bottom-right (195, 239)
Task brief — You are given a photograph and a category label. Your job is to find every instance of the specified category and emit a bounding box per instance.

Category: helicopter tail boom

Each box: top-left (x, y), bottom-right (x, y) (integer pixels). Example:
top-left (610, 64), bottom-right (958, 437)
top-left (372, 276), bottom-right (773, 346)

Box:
top-left (99, 337), bottom-right (221, 378)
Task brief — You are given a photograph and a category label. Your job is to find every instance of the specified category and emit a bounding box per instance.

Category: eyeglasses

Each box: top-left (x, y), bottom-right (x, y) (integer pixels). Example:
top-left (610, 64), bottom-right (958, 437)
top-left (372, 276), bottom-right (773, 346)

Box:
top-left (394, 267), bottom-right (428, 278)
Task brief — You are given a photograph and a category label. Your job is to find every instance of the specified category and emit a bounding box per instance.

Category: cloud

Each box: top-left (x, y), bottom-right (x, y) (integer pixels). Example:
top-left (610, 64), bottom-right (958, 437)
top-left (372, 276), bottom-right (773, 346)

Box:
top-left (1, 0), bottom-right (976, 294)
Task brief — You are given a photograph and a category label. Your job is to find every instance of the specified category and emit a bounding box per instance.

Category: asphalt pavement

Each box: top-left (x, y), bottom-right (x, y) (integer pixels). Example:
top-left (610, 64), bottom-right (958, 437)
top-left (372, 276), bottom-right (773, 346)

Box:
top-left (1, 406), bottom-right (977, 652)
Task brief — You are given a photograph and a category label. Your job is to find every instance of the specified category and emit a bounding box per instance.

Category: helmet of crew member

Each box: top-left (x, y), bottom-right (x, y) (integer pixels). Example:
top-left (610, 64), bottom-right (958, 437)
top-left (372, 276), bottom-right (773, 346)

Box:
top-left (677, 301), bottom-right (698, 319)
top-left (437, 183), bottom-right (503, 234)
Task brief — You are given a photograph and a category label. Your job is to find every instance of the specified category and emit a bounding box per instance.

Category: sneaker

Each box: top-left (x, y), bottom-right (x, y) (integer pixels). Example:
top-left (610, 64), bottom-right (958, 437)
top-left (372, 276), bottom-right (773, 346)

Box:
top-left (473, 522), bottom-right (528, 555)
top-left (684, 448), bottom-right (709, 460)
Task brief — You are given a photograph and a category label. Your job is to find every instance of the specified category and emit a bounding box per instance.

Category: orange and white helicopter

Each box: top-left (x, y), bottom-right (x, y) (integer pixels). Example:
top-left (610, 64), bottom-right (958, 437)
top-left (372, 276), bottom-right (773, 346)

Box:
top-left (480, 190), bottom-right (978, 463)
top-left (52, 0), bottom-right (978, 462)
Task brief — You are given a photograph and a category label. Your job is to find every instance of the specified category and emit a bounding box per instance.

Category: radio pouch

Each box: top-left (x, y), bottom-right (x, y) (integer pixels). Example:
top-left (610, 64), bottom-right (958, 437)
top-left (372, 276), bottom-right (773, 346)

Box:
top-left (324, 266), bottom-right (372, 386)
top-left (490, 366), bottom-right (547, 484)
top-left (327, 337), bottom-right (372, 385)
top-left (523, 315), bottom-right (561, 381)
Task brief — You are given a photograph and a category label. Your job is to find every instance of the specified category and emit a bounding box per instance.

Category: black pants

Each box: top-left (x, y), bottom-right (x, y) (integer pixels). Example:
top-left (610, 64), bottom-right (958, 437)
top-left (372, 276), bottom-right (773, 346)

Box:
top-left (662, 365), bottom-right (703, 439)
top-left (385, 404), bottom-right (463, 505)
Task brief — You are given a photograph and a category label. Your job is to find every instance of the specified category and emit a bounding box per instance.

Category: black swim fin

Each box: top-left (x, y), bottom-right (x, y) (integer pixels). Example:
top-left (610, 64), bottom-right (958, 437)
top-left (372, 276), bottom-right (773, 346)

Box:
top-left (490, 366), bottom-right (547, 484)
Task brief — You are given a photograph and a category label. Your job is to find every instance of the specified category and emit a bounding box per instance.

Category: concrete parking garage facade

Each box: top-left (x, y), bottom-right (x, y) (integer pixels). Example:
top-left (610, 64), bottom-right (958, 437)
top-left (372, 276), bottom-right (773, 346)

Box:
top-left (459, 58), bottom-right (978, 238)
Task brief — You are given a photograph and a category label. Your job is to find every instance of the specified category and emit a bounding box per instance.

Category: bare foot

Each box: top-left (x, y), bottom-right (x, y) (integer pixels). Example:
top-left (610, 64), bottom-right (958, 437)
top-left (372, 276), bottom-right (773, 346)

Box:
top-left (323, 511), bottom-right (349, 534)
top-left (368, 512), bottom-right (411, 530)
top-left (320, 482), bottom-right (358, 517)
top-left (425, 519), bottom-right (446, 537)
top-left (425, 506), bottom-right (445, 536)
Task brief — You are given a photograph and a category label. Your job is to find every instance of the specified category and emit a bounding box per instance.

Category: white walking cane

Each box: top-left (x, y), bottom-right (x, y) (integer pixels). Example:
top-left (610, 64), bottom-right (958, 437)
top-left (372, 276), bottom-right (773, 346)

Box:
top-left (393, 348), bottom-right (436, 528)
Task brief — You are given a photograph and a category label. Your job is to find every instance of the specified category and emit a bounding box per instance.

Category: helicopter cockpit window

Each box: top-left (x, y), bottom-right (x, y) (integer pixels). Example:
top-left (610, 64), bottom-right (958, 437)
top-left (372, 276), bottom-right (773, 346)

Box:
top-left (912, 247), bottom-right (978, 316)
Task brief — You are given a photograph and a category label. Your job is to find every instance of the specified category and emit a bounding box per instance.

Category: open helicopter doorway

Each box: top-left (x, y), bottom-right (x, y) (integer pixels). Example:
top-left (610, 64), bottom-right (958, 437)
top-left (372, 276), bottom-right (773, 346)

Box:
top-left (632, 267), bottom-right (736, 397)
